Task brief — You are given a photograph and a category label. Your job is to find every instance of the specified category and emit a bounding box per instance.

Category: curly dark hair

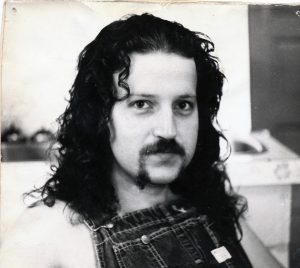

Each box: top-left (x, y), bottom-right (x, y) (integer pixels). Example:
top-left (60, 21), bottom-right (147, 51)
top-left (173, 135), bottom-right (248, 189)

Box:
top-left (31, 13), bottom-right (247, 239)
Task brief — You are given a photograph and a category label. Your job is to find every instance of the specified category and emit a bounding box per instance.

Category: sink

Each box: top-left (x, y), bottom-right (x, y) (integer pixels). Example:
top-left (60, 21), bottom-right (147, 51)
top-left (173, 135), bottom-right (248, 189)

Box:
top-left (232, 139), bottom-right (267, 154)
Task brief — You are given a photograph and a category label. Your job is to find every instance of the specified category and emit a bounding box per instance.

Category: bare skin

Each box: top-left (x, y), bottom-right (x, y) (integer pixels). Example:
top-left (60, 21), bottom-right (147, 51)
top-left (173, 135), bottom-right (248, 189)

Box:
top-left (0, 202), bottom-right (96, 268)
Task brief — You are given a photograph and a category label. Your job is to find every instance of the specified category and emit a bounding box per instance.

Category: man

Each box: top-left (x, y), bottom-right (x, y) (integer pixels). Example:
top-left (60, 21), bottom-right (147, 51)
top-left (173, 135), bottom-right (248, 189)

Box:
top-left (0, 14), bottom-right (282, 268)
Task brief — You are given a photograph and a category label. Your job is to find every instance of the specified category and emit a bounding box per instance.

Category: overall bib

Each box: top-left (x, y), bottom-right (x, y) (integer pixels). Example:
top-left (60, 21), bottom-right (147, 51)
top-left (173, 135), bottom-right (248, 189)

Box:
top-left (84, 199), bottom-right (252, 268)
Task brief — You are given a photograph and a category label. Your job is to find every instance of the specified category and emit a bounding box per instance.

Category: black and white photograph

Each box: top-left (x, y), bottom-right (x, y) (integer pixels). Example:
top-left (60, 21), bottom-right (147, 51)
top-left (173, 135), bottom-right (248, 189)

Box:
top-left (0, 1), bottom-right (300, 267)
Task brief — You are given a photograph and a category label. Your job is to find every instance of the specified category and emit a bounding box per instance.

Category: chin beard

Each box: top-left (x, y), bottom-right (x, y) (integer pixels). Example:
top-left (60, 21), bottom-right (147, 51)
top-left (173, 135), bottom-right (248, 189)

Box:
top-left (136, 157), bottom-right (186, 190)
top-left (135, 155), bottom-right (151, 189)
top-left (136, 169), bottom-right (150, 190)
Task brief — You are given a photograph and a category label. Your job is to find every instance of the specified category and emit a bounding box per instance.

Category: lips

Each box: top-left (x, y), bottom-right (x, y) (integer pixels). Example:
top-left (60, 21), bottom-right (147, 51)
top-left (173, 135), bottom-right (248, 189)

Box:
top-left (146, 153), bottom-right (181, 165)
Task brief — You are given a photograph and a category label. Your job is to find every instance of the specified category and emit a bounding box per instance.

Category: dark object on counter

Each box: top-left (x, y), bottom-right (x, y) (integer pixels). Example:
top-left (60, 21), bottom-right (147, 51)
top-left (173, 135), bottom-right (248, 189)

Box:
top-left (1, 124), bottom-right (27, 143)
top-left (30, 129), bottom-right (55, 143)
top-left (1, 127), bottom-right (55, 162)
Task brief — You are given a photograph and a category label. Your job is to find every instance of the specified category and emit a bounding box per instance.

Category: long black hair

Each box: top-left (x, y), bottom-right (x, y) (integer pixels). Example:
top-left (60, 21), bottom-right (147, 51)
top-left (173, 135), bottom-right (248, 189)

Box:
top-left (31, 13), bottom-right (247, 239)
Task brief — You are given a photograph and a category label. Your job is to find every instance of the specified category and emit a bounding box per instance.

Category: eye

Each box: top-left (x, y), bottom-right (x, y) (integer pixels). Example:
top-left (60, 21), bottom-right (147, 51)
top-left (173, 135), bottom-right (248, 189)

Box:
top-left (175, 100), bottom-right (194, 114)
top-left (132, 100), bottom-right (152, 110)
top-left (178, 101), bottom-right (191, 110)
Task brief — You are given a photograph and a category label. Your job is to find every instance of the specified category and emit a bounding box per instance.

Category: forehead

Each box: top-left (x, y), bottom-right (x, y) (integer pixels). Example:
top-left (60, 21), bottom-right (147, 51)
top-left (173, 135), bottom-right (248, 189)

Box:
top-left (113, 52), bottom-right (197, 97)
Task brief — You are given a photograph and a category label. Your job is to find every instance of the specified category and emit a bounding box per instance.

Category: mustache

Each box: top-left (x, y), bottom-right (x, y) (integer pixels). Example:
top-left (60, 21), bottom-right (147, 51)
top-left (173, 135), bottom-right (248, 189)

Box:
top-left (140, 139), bottom-right (185, 156)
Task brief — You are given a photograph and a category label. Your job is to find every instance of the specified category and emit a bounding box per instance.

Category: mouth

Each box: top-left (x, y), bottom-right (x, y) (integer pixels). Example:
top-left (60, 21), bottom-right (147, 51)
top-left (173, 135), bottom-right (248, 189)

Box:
top-left (146, 153), bottom-right (182, 165)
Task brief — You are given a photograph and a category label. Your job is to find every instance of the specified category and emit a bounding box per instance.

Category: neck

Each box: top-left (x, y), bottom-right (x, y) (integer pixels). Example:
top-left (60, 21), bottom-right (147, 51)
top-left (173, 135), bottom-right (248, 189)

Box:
top-left (111, 164), bottom-right (179, 216)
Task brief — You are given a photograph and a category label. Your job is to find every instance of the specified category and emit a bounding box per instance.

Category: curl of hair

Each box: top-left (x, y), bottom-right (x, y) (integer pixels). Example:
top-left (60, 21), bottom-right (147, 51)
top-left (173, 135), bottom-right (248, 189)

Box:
top-left (29, 13), bottom-right (247, 238)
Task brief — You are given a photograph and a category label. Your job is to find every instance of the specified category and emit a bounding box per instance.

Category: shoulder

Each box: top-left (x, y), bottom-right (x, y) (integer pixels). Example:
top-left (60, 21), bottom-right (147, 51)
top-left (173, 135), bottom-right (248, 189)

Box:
top-left (0, 201), bottom-right (96, 268)
top-left (4, 200), bottom-right (82, 241)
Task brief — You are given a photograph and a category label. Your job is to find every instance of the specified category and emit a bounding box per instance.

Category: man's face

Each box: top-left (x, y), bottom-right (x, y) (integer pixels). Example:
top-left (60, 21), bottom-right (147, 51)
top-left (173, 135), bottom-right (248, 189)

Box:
top-left (109, 52), bottom-right (198, 187)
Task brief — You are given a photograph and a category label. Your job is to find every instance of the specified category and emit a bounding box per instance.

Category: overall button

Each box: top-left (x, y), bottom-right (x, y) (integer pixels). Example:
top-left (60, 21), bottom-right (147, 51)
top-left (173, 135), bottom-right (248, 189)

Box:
top-left (105, 223), bottom-right (114, 229)
top-left (194, 259), bottom-right (203, 264)
top-left (141, 235), bottom-right (150, 244)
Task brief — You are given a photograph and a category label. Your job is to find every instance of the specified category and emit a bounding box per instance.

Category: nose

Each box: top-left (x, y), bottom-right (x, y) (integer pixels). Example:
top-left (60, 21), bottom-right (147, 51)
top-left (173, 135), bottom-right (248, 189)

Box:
top-left (152, 108), bottom-right (177, 140)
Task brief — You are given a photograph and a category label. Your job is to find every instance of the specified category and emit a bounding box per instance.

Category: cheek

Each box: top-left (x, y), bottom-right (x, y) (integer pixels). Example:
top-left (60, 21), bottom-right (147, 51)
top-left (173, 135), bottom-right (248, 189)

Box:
top-left (109, 122), bottom-right (140, 169)
top-left (109, 107), bottom-right (134, 142)
top-left (109, 113), bottom-right (144, 158)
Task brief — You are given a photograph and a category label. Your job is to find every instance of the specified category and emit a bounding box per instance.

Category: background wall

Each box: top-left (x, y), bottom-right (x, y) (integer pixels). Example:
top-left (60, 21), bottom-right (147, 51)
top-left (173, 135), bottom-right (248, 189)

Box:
top-left (249, 5), bottom-right (300, 155)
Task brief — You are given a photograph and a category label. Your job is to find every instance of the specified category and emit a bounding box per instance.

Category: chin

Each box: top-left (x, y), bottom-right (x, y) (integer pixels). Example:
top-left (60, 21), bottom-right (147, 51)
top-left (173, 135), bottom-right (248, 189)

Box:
top-left (147, 168), bottom-right (181, 185)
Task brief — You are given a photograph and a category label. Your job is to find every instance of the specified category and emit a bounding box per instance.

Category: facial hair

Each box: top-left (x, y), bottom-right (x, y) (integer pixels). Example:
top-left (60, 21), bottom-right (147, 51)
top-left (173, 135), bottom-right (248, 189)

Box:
top-left (136, 158), bottom-right (151, 190)
top-left (135, 139), bottom-right (186, 190)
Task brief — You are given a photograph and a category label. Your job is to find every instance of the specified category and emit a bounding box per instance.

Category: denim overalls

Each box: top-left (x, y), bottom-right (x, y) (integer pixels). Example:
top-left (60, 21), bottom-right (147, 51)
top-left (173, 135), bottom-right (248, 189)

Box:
top-left (84, 199), bottom-right (252, 268)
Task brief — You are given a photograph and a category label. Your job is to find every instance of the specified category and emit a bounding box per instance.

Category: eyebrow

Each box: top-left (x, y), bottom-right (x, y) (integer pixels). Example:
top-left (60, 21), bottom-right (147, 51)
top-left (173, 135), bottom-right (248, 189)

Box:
top-left (129, 94), bottom-right (197, 98)
top-left (129, 94), bottom-right (156, 98)
top-left (177, 94), bottom-right (197, 99)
